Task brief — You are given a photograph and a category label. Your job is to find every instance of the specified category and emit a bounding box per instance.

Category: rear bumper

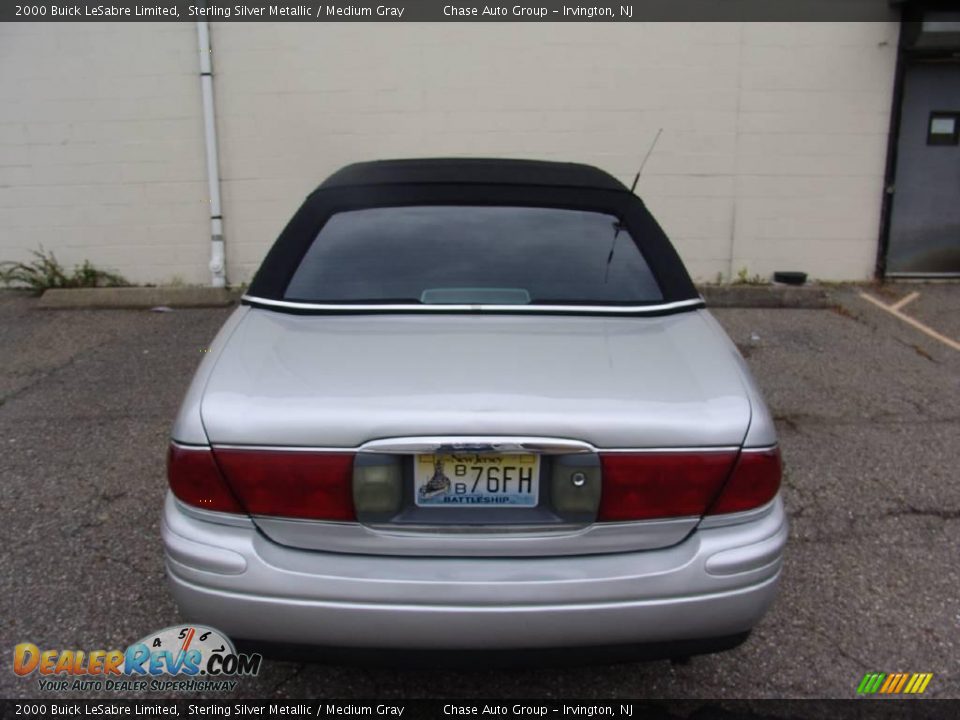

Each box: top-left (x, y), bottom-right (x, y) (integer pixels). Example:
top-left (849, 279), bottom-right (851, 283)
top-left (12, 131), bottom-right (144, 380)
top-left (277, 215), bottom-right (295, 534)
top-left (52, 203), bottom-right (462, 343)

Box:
top-left (235, 632), bottom-right (752, 668)
top-left (163, 492), bottom-right (787, 651)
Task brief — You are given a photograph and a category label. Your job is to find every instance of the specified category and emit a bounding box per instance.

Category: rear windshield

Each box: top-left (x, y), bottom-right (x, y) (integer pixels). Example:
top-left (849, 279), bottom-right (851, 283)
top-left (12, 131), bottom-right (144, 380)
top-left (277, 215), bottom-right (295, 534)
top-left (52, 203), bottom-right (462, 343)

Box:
top-left (284, 206), bottom-right (663, 304)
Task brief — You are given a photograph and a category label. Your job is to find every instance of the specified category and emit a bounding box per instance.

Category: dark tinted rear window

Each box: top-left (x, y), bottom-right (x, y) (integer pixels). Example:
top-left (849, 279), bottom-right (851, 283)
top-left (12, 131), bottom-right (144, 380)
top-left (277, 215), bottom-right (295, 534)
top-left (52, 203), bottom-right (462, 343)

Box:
top-left (284, 206), bottom-right (663, 304)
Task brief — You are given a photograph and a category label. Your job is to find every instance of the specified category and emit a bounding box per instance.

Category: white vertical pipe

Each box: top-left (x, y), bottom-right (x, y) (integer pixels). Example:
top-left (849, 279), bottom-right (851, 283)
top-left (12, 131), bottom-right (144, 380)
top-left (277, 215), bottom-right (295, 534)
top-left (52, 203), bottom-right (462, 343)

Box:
top-left (197, 20), bottom-right (226, 288)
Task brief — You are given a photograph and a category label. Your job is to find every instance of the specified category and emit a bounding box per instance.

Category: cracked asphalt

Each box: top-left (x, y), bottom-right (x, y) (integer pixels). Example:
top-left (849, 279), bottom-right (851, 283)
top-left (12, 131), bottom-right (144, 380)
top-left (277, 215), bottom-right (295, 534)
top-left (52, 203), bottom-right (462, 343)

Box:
top-left (0, 285), bottom-right (957, 700)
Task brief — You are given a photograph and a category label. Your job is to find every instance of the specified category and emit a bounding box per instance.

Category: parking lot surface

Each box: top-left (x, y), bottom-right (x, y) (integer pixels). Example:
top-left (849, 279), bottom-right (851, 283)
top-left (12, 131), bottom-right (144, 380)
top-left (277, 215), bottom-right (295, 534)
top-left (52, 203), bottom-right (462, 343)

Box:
top-left (1, 286), bottom-right (957, 699)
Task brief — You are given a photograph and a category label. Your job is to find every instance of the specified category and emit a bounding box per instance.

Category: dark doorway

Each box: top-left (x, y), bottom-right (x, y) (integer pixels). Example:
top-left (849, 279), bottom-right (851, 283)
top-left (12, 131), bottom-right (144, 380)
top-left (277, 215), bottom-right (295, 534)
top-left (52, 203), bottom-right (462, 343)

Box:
top-left (886, 61), bottom-right (960, 276)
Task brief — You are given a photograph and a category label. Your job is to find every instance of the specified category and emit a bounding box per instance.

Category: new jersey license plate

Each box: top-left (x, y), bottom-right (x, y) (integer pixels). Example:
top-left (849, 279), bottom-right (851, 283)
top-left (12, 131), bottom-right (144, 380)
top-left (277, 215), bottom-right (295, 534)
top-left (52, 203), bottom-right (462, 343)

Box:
top-left (414, 453), bottom-right (540, 508)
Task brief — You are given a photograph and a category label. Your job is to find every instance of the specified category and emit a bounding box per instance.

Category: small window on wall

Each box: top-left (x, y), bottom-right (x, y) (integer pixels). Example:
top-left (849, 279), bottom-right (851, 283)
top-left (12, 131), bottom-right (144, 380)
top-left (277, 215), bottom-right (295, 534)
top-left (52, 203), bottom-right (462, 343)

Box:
top-left (922, 11), bottom-right (960, 34)
top-left (928, 112), bottom-right (960, 146)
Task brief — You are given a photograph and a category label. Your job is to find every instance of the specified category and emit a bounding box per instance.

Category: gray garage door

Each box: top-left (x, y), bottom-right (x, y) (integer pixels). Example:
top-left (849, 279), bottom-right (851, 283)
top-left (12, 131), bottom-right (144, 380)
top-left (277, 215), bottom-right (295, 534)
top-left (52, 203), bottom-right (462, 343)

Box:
top-left (887, 62), bottom-right (960, 276)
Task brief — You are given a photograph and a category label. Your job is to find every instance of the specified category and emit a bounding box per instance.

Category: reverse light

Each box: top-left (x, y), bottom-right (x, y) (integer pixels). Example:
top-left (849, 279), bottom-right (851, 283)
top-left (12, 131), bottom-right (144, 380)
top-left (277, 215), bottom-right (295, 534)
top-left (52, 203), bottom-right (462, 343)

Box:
top-left (212, 448), bottom-right (356, 521)
top-left (551, 456), bottom-right (602, 516)
top-left (167, 443), bottom-right (243, 514)
top-left (353, 454), bottom-right (403, 518)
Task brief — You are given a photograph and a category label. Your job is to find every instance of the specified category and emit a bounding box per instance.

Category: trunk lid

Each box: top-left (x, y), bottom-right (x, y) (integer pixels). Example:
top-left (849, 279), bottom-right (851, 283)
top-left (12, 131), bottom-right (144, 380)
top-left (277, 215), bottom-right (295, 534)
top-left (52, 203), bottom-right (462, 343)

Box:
top-left (200, 308), bottom-right (753, 556)
top-left (201, 309), bottom-right (751, 449)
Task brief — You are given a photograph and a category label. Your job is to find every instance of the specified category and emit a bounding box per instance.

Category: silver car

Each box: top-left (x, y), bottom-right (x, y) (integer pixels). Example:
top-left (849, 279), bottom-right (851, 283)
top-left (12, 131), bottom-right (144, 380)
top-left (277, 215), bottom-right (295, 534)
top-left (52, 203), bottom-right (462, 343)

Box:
top-left (164, 159), bottom-right (786, 661)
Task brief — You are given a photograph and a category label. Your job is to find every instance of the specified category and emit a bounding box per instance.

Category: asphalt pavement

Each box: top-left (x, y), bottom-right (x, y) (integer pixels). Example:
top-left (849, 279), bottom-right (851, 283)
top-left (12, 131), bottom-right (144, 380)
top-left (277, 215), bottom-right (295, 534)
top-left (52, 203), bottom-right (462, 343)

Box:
top-left (0, 285), bottom-right (957, 700)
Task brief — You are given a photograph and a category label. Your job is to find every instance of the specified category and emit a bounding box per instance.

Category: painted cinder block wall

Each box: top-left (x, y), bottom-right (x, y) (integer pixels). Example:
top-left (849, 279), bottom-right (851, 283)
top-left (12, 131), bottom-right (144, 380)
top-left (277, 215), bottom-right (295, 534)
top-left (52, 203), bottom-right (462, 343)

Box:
top-left (0, 22), bottom-right (211, 284)
top-left (0, 21), bottom-right (899, 286)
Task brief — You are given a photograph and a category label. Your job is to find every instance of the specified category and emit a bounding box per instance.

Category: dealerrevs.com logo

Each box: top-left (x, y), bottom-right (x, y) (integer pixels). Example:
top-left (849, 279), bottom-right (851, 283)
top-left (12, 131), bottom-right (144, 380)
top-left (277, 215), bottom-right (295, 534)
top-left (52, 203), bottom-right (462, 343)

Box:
top-left (13, 625), bottom-right (262, 692)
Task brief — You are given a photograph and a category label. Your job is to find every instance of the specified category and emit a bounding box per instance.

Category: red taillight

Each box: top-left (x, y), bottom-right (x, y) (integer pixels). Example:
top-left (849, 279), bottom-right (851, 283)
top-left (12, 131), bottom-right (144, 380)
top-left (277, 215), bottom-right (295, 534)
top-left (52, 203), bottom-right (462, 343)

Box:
top-left (707, 447), bottom-right (781, 515)
top-left (213, 449), bottom-right (356, 522)
top-left (167, 444), bottom-right (243, 514)
top-left (598, 451), bottom-right (738, 522)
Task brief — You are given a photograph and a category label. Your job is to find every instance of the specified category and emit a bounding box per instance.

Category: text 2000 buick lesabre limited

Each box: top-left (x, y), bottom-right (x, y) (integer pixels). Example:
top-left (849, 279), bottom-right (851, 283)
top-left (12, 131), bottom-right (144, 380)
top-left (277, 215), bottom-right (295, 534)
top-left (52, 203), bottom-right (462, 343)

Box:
top-left (164, 159), bottom-right (786, 661)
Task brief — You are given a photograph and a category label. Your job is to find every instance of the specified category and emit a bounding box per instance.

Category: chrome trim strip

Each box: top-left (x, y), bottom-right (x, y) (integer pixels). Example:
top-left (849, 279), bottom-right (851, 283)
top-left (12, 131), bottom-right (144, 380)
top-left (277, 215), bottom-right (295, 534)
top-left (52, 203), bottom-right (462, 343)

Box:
top-left (170, 440), bottom-right (211, 450)
top-left (250, 515), bottom-right (702, 557)
top-left (210, 444), bottom-right (353, 453)
top-left (358, 436), bottom-right (595, 455)
top-left (697, 497), bottom-right (779, 530)
top-left (242, 294), bottom-right (705, 315)
top-left (361, 514), bottom-right (701, 536)
top-left (596, 446), bottom-right (742, 454)
top-left (364, 522), bottom-right (590, 535)
top-left (740, 445), bottom-right (779, 454)
top-left (172, 497), bottom-right (254, 529)
top-left (205, 439), bottom-right (754, 454)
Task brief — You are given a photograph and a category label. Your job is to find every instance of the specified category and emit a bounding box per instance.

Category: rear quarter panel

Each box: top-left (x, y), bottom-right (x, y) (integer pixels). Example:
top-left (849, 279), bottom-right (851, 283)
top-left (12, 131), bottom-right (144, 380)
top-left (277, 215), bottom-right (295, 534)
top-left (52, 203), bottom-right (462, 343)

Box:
top-left (171, 306), bottom-right (250, 445)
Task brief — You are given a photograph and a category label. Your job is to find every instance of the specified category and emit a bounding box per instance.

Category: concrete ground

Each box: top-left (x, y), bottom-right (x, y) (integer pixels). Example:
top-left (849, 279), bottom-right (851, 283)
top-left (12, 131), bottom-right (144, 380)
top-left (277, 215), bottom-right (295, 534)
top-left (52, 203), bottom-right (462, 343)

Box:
top-left (0, 285), bottom-right (957, 700)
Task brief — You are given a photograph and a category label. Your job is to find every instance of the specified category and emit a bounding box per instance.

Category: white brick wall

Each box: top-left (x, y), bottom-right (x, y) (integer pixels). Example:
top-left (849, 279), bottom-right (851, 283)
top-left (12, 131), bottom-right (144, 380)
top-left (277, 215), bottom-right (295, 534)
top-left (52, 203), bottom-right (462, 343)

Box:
top-left (0, 21), bottom-right (899, 285)
top-left (0, 22), bottom-right (209, 284)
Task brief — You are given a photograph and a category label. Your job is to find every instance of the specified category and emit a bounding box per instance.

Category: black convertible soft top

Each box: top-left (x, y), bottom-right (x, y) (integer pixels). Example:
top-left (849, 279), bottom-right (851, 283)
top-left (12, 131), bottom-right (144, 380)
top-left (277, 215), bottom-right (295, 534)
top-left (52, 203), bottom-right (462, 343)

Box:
top-left (245, 158), bottom-right (701, 313)
top-left (319, 158), bottom-right (628, 192)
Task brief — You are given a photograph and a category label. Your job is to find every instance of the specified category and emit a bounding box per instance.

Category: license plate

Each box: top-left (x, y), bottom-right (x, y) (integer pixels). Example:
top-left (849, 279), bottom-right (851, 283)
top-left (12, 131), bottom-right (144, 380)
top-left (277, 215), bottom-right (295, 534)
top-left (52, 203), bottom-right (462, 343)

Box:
top-left (414, 453), bottom-right (540, 508)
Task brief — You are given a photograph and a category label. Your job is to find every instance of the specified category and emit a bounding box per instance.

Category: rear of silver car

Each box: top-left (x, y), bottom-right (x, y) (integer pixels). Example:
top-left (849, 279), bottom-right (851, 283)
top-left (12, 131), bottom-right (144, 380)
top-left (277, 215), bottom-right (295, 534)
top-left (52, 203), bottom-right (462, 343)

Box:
top-left (163, 309), bottom-right (786, 655)
top-left (162, 159), bottom-right (786, 658)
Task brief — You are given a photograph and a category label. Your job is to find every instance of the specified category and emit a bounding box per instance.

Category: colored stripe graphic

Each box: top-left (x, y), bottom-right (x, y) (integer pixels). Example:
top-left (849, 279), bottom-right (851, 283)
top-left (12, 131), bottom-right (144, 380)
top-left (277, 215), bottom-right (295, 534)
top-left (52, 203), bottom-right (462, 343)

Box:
top-left (905, 673), bottom-right (933, 694)
top-left (858, 672), bottom-right (932, 695)
top-left (879, 673), bottom-right (907, 693)
top-left (857, 673), bottom-right (886, 694)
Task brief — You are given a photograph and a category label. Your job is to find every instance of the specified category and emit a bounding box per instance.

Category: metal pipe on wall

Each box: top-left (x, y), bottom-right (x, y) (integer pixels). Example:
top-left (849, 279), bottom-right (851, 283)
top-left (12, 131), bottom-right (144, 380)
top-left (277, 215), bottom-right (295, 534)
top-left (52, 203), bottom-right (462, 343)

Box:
top-left (196, 20), bottom-right (226, 288)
